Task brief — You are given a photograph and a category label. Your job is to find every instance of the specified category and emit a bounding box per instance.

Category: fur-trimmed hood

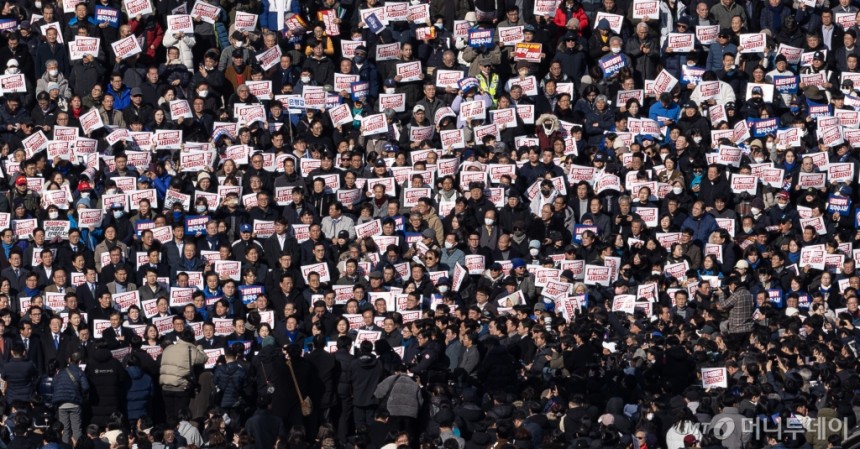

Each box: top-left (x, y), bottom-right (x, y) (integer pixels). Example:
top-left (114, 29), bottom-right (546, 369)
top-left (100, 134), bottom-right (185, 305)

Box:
top-left (537, 113), bottom-right (560, 134)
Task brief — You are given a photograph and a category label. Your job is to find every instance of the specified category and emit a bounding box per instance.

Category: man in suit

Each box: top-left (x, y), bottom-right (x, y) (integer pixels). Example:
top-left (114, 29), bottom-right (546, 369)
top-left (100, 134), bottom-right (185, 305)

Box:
top-left (105, 266), bottom-right (137, 295)
top-left (62, 327), bottom-right (90, 361)
top-left (30, 248), bottom-right (57, 289)
top-left (44, 268), bottom-right (76, 295)
top-left (171, 243), bottom-right (206, 283)
top-left (54, 228), bottom-right (95, 274)
top-left (225, 316), bottom-right (254, 342)
top-left (162, 224), bottom-right (187, 269)
top-left (77, 268), bottom-right (100, 312)
top-left (262, 218), bottom-right (301, 268)
top-left (41, 316), bottom-right (69, 370)
top-left (18, 320), bottom-right (43, 374)
top-left (474, 287), bottom-right (499, 316)
top-left (0, 229), bottom-right (27, 271)
top-left (99, 247), bottom-right (134, 288)
top-left (138, 268), bottom-right (169, 302)
top-left (101, 312), bottom-right (134, 349)
top-left (135, 247), bottom-right (170, 286)
top-left (161, 316), bottom-right (188, 343)
top-left (1, 250), bottom-right (29, 312)
top-left (196, 220), bottom-right (228, 253)
top-left (197, 322), bottom-right (225, 350)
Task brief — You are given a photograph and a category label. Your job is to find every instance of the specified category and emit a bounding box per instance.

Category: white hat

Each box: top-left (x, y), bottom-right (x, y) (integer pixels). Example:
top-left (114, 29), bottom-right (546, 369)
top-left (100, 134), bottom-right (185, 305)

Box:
top-left (735, 260), bottom-right (749, 269)
top-left (464, 11), bottom-right (477, 22)
top-left (785, 307), bottom-right (799, 317)
top-left (7, 59), bottom-right (18, 68)
top-left (602, 342), bottom-right (617, 353)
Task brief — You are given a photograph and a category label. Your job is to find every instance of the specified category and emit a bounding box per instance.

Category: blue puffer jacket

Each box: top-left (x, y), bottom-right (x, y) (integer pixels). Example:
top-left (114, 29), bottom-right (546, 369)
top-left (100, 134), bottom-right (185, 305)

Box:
top-left (214, 361), bottom-right (246, 408)
top-left (51, 364), bottom-right (89, 406)
top-left (125, 366), bottom-right (153, 420)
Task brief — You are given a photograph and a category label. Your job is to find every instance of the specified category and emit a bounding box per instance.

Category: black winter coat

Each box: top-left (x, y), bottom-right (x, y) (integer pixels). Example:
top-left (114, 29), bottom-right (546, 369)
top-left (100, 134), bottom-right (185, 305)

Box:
top-left (305, 348), bottom-right (338, 409)
top-left (85, 346), bottom-right (129, 428)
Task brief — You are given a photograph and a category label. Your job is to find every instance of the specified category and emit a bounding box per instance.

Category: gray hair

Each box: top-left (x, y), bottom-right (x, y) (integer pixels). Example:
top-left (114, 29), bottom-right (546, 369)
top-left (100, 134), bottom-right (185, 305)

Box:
top-left (609, 36), bottom-right (623, 45)
top-left (44, 59), bottom-right (58, 69)
top-left (595, 94), bottom-right (608, 103)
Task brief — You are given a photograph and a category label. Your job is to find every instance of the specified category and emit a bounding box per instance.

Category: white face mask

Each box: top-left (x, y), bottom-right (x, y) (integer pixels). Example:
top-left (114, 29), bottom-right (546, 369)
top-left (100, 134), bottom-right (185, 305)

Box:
top-left (754, 157), bottom-right (765, 163)
top-left (778, 202), bottom-right (787, 209)
top-left (6, 67), bottom-right (17, 75)
top-left (743, 227), bottom-right (753, 233)
top-left (751, 207), bottom-right (761, 215)
top-left (672, 187), bottom-right (683, 195)
top-left (651, 271), bottom-right (661, 276)
top-left (438, 286), bottom-right (449, 293)
top-left (113, 211), bottom-right (123, 219)
top-left (234, 42), bottom-right (244, 48)
top-left (301, 76), bottom-right (311, 83)
top-left (484, 218), bottom-right (494, 226)
top-left (693, 136), bottom-right (702, 144)
top-left (81, 192), bottom-right (90, 198)
top-left (48, 69), bottom-right (58, 77)
top-left (530, 248), bottom-right (540, 256)
top-left (385, 88), bottom-right (396, 94)
top-left (610, 47), bottom-right (621, 54)
top-left (106, 189), bottom-right (116, 195)
top-left (766, 142), bottom-right (775, 150)
top-left (48, 211), bottom-right (58, 219)
top-left (444, 242), bottom-right (454, 249)
top-left (198, 90), bottom-right (208, 98)
top-left (195, 205), bottom-right (207, 213)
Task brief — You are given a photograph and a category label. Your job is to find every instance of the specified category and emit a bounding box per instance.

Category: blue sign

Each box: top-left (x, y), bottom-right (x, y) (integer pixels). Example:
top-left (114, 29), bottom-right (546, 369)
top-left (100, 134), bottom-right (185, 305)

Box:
top-left (573, 225), bottom-right (598, 244)
top-left (681, 65), bottom-right (705, 85)
top-left (749, 117), bottom-right (779, 137)
top-left (599, 53), bottom-right (627, 79)
top-left (238, 285), bottom-right (264, 305)
top-left (184, 215), bottom-right (210, 236)
top-left (365, 13), bottom-right (385, 34)
top-left (0, 19), bottom-right (17, 31)
top-left (458, 77), bottom-right (479, 91)
top-left (350, 81), bottom-right (369, 101)
top-left (95, 5), bottom-right (120, 28)
top-left (767, 289), bottom-right (783, 308)
top-left (807, 100), bottom-right (831, 119)
top-left (773, 75), bottom-right (798, 95)
top-left (134, 220), bottom-right (154, 237)
top-left (828, 195), bottom-right (852, 216)
top-left (468, 29), bottom-right (494, 48)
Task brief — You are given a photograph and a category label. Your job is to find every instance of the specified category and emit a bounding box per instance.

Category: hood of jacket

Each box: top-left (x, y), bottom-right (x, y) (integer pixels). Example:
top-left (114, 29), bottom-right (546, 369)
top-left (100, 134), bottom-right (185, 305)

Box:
top-left (357, 353), bottom-right (377, 368)
top-left (537, 113), bottom-right (560, 134)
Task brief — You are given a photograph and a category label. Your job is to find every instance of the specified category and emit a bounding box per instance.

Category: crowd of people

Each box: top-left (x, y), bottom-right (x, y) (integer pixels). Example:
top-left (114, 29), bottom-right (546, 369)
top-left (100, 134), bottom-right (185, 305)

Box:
top-left (0, 0), bottom-right (859, 448)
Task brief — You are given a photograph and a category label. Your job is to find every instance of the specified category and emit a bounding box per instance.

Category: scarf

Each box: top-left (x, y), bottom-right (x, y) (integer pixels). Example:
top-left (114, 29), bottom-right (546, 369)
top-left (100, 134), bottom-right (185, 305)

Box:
top-left (2, 242), bottom-right (13, 259)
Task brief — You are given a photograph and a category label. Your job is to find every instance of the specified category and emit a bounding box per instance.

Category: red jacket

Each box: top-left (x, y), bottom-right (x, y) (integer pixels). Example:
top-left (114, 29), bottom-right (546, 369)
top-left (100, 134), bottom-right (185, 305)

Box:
top-left (552, 6), bottom-right (589, 37)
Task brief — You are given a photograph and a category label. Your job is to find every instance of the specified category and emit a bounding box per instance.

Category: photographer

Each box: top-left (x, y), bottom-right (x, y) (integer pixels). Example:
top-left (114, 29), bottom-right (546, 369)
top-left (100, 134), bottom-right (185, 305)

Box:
top-left (159, 329), bottom-right (207, 413)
